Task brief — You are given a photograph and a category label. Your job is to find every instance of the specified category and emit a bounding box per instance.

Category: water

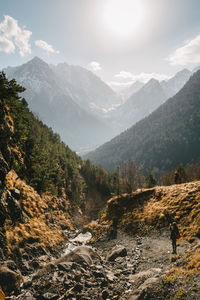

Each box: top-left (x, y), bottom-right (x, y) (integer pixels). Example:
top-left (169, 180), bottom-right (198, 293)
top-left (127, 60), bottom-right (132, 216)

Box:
top-left (64, 231), bottom-right (92, 254)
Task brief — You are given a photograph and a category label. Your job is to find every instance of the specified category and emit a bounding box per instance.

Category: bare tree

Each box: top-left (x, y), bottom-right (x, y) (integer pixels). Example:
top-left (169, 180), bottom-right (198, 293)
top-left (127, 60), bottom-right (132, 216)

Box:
top-left (119, 159), bottom-right (144, 193)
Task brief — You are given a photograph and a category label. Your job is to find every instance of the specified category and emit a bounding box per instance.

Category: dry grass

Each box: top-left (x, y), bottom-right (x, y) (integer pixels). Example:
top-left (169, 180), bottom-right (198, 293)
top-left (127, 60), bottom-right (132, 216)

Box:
top-left (5, 170), bottom-right (74, 255)
top-left (101, 181), bottom-right (200, 274)
top-left (103, 181), bottom-right (200, 240)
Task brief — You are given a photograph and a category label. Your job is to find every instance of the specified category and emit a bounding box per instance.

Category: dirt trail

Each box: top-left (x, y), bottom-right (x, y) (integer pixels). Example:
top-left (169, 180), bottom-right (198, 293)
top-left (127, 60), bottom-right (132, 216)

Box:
top-left (96, 228), bottom-right (189, 272)
top-left (8, 228), bottom-right (198, 300)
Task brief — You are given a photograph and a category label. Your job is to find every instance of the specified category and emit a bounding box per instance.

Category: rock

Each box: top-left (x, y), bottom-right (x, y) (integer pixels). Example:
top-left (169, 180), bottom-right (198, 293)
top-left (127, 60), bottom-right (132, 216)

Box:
top-left (17, 291), bottom-right (36, 300)
top-left (101, 279), bottom-right (108, 288)
top-left (0, 231), bottom-right (7, 258)
top-left (0, 266), bottom-right (23, 294)
top-left (73, 283), bottom-right (83, 292)
top-left (105, 270), bottom-right (116, 282)
top-left (36, 246), bottom-right (101, 278)
top-left (130, 268), bottom-right (162, 283)
top-left (42, 292), bottom-right (59, 300)
top-left (92, 270), bottom-right (105, 278)
top-left (29, 259), bottom-right (41, 270)
top-left (6, 190), bottom-right (22, 221)
top-left (107, 246), bottom-right (127, 261)
top-left (0, 198), bottom-right (7, 226)
top-left (130, 277), bottom-right (159, 300)
top-left (102, 289), bottom-right (109, 299)
top-left (57, 262), bottom-right (72, 272)
top-left (9, 188), bottom-right (20, 200)
top-left (0, 156), bottom-right (9, 189)
top-left (3, 260), bottom-right (18, 272)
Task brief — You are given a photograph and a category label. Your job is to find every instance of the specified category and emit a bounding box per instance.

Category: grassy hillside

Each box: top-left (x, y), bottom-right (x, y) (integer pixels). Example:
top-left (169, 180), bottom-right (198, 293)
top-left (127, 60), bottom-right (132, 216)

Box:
top-left (86, 70), bottom-right (200, 178)
top-left (87, 181), bottom-right (200, 279)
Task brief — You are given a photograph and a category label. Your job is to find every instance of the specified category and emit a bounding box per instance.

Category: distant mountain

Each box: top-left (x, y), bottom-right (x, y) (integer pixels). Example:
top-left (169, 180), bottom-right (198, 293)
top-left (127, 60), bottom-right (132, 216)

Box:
top-left (161, 68), bottom-right (192, 98)
top-left (85, 70), bottom-right (200, 177)
top-left (108, 69), bottom-right (192, 132)
top-left (52, 63), bottom-right (121, 115)
top-left (192, 65), bottom-right (200, 73)
top-left (4, 57), bottom-right (115, 151)
top-left (120, 81), bottom-right (144, 100)
top-left (109, 78), bottom-right (166, 132)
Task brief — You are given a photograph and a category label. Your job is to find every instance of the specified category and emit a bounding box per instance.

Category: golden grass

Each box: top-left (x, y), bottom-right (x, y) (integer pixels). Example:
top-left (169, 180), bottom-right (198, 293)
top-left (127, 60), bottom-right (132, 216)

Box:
top-left (101, 181), bottom-right (200, 274)
top-left (5, 170), bottom-right (74, 255)
top-left (104, 181), bottom-right (200, 240)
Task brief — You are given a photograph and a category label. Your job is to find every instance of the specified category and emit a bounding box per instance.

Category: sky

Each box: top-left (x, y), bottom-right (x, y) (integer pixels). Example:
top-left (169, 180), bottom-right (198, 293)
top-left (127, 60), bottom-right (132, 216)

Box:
top-left (1, 0), bottom-right (200, 89)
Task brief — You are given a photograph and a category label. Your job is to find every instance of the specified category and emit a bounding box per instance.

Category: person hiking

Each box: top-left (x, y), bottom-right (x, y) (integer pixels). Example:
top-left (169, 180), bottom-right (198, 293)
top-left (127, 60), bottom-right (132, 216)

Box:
top-left (169, 222), bottom-right (180, 254)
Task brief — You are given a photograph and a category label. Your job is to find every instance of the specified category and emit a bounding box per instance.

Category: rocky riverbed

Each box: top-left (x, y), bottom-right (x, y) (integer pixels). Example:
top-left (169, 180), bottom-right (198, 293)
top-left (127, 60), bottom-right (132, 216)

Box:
top-left (1, 227), bottom-right (200, 299)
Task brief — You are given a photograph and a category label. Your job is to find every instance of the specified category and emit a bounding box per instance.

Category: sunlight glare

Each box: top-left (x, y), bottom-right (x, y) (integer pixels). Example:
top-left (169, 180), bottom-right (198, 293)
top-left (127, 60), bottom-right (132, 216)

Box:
top-left (104, 0), bottom-right (145, 38)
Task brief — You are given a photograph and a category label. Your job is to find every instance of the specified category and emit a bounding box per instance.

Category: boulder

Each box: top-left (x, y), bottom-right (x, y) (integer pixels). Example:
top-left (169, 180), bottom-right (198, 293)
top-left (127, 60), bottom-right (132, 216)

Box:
top-left (107, 245), bottom-right (127, 261)
top-left (55, 245), bottom-right (101, 266)
top-left (130, 277), bottom-right (159, 300)
top-left (0, 266), bottom-right (23, 294)
top-left (34, 246), bottom-right (101, 279)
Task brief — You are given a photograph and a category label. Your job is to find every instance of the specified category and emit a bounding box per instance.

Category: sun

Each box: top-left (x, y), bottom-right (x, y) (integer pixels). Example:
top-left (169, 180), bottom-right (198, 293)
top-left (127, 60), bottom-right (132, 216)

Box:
top-left (104, 0), bottom-right (145, 38)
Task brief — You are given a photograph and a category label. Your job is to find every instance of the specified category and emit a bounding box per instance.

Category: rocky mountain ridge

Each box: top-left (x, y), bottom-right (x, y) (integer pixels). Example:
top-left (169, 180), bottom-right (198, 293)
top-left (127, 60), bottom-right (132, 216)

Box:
top-left (4, 57), bottom-right (117, 152)
top-left (4, 58), bottom-right (194, 154)
top-left (108, 68), bottom-right (192, 132)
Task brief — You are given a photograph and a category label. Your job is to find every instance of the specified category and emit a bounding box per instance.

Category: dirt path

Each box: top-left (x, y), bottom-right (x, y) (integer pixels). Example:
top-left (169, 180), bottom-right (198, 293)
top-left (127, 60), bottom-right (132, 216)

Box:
top-left (11, 228), bottom-right (197, 300)
top-left (93, 228), bottom-right (191, 299)
top-left (95, 228), bottom-right (189, 272)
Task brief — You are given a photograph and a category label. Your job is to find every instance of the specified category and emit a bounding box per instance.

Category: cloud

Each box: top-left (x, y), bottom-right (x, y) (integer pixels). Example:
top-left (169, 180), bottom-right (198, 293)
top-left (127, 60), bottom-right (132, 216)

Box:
top-left (108, 81), bottom-right (134, 88)
top-left (35, 40), bottom-right (60, 54)
top-left (168, 35), bottom-right (200, 65)
top-left (0, 35), bottom-right (15, 53)
top-left (113, 71), bottom-right (171, 85)
top-left (0, 15), bottom-right (32, 56)
top-left (88, 61), bottom-right (102, 72)
top-left (114, 71), bottom-right (134, 80)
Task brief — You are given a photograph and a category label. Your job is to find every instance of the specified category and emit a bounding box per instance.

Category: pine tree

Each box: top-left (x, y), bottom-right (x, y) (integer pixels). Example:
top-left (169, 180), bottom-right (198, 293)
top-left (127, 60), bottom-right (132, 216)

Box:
top-left (145, 172), bottom-right (157, 188)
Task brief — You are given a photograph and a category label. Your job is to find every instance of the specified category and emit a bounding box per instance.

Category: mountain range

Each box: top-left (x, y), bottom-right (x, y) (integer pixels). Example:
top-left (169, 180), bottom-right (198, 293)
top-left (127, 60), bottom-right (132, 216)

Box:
top-left (3, 57), bottom-right (194, 155)
top-left (107, 69), bottom-right (192, 132)
top-left (85, 69), bottom-right (200, 177)
top-left (4, 57), bottom-right (118, 152)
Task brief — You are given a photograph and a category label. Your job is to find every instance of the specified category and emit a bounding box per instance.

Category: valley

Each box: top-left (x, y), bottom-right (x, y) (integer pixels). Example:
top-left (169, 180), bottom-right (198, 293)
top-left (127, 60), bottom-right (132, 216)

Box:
top-left (1, 1), bottom-right (200, 299)
top-left (0, 55), bottom-right (200, 300)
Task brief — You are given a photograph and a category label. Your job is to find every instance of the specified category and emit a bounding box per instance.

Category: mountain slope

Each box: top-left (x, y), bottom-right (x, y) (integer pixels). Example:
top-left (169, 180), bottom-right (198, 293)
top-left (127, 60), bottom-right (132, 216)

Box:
top-left (120, 81), bottom-right (144, 100)
top-left (4, 57), bottom-right (115, 151)
top-left (161, 68), bottom-right (192, 98)
top-left (53, 63), bottom-right (121, 115)
top-left (108, 69), bottom-right (192, 133)
top-left (109, 79), bottom-right (166, 132)
top-left (85, 70), bottom-right (200, 176)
